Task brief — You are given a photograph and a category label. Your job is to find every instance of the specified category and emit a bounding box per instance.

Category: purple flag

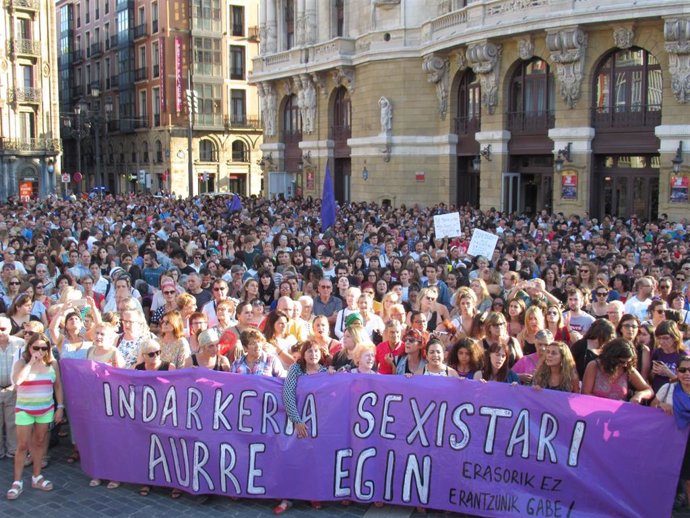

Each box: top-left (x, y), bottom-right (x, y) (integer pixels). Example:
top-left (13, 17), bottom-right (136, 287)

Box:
top-left (320, 161), bottom-right (336, 232)
top-left (61, 359), bottom-right (685, 517)
top-left (228, 193), bottom-right (242, 213)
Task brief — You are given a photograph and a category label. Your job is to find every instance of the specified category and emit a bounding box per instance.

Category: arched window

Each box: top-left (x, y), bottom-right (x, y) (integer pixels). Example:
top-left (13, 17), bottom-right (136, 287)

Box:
top-left (455, 70), bottom-right (480, 135)
top-left (282, 94), bottom-right (301, 137)
top-left (232, 140), bottom-right (248, 162)
top-left (142, 141), bottom-right (149, 163)
top-left (199, 139), bottom-right (217, 162)
top-left (155, 140), bottom-right (163, 163)
top-left (592, 48), bottom-right (662, 128)
top-left (508, 58), bottom-right (554, 133)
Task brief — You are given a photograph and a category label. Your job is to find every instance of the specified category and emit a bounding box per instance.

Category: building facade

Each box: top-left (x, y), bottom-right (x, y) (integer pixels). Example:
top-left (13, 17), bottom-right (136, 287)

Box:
top-left (251, 0), bottom-right (690, 221)
top-left (0, 0), bottom-right (62, 201)
top-left (56, 0), bottom-right (263, 197)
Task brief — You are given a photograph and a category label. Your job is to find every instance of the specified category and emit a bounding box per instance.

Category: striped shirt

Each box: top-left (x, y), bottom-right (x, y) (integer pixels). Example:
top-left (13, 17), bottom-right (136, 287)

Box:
top-left (16, 365), bottom-right (56, 415)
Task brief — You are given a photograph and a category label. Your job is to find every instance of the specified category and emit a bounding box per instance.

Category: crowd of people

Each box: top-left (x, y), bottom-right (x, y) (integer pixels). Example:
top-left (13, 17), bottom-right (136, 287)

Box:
top-left (1, 192), bottom-right (690, 512)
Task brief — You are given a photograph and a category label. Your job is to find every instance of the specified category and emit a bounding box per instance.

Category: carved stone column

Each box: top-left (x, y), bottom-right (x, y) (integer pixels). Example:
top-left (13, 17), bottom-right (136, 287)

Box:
top-left (546, 27), bottom-right (587, 109)
top-left (259, 0), bottom-right (267, 54)
top-left (297, 74), bottom-right (316, 134)
top-left (422, 54), bottom-right (450, 120)
top-left (466, 41), bottom-right (501, 115)
top-left (664, 17), bottom-right (690, 104)
top-left (304, 0), bottom-right (317, 45)
top-left (266, 0), bottom-right (277, 53)
top-left (259, 82), bottom-right (277, 137)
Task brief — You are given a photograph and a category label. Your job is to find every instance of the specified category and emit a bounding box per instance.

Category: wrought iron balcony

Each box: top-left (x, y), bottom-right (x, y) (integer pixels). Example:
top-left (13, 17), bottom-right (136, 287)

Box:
top-left (0, 137), bottom-right (61, 153)
top-left (72, 49), bottom-right (84, 63)
top-left (8, 38), bottom-right (41, 57)
top-left (134, 116), bottom-right (148, 129)
top-left (90, 42), bottom-right (103, 57)
top-left (9, 87), bottom-right (41, 103)
top-left (134, 67), bottom-right (148, 81)
top-left (592, 105), bottom-right (662, 130)
top-left (133, 24), bottom-right (148, 40)
top-left (224, 116), bottom-right (261, 130)
top-left (506, 110), bottom-right (555, 134)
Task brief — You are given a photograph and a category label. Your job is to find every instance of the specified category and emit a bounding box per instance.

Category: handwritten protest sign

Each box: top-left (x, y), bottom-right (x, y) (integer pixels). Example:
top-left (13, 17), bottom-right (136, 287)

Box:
top-left (61, 360), bottom-right (684, 518)
top-left (467, 228), bottom-right (499, 258)
top-left (433, 212), bottom-right (461, 239)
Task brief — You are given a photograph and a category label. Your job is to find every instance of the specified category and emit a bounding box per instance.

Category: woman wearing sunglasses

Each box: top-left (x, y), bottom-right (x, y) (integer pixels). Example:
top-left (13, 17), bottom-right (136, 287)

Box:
top-left (7, 333), bottom-right (64, 500)
top-left (651, 355), bottom-right (690, 509)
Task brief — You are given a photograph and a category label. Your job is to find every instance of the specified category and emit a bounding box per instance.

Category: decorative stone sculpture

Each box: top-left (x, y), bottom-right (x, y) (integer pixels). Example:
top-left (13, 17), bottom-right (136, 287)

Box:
top-left (423, 54), bottom-right (450, 120)
top-left (518, 37), bottom-right (535, 61)
top-left (547, 27), bottom-right (588, 109)
top-left (665, 18), bottom-right (690, 104)
top-left (332, 66), bottom-right (355, 93)
top-left (613, 26), bottom-right (634, 49)
top-left (379, 96), bottom-right (392, 136)
top-left (300, 75), bottom-right (317, 133)
top-left (259, 82), bottom-right (277, 137)
top-left (466, 41), bottom-right (502, 115)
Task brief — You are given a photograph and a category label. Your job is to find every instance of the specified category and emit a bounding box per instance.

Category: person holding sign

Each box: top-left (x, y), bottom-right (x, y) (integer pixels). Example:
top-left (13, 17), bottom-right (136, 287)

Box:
top-left (278, 340), bottom-right (330, 514)
top-left (7, 333), bottom-right (64, 500)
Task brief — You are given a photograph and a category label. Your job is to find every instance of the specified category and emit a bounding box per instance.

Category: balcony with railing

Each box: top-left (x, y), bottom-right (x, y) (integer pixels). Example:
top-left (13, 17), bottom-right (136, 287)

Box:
top-left (72, 48), bottom-right (84, 63)
top-left (224, 115), bottom-right (261, 129)
top-left (134, 67), bottom-right (148, 81)
top-left (507, 110), bottom-right (555, 134)
top-left (3, 0), bottom-right (40, 11)
top-left (592, 105), bottom-right (662, 131)
top-left (134, 116), bottom-right (148, 129)
top-left (8, 38), bottom-right (41, 57)
top-left (453, 116), bottom-right (481, 135)
top-left (0, 137), bottom-right (61, 154)
top-left (9, 87), bottom-right (41, 103)
top-left (90, 41), bottom-right (103, 57)
top-left (133, 24), bottom-right (148, 40)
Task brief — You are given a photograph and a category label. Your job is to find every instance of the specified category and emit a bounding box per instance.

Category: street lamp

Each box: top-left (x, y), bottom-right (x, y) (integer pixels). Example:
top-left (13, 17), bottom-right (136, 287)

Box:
top-left (672, 141), bottom-right (684, 174)
top-left (554, 142), bottom-right (572, 173)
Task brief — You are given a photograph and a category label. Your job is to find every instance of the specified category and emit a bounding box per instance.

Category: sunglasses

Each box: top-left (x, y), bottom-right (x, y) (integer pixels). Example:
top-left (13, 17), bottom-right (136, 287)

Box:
top-left (146, 350), bottom-right (161, 358)
top-left (596, 292), bottom-right (608, 296)
top-left (655, 309), bottom-right (666, 314)
top-left (8, 281), bottom-right (20, 285)
top-left (213, 287), bottom-right (227, 291)
top-left (32, 346), bottom-right (49, 352)
top-left (678, 367), bottom-right (690, 374)
top-left (660, 285), bottom-right (671, 289)
top-left (547, 310), bottom-right (559, 316)
top-left (163, 290), bottom-right (176, 295)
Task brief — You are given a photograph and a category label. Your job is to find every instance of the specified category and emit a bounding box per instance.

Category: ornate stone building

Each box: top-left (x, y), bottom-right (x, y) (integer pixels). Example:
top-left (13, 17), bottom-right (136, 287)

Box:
top-left (251, 0), bottom-right (690, 221)
top-left (0, 0), bottom-right (62, 201)
top-left (56, 0), bottom-right (263, 197)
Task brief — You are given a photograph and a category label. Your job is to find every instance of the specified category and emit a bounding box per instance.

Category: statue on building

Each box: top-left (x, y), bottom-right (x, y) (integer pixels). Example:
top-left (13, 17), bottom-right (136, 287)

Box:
top-left (301, 76), bottom-right (317, 133)
top-left (259, 82), bottom-right (277, 137)
top-left (379, 96), bottom-right (392, 136)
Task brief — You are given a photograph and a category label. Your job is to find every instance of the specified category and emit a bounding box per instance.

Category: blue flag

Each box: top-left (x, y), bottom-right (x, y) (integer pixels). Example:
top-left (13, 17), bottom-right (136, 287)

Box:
top-left (228, 193), bottom-right (242, 213)
top-left (320, 161), bottom-right (336, 232)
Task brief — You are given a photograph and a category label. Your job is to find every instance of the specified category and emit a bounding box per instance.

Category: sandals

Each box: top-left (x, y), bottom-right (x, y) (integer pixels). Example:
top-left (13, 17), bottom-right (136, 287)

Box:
top-left (66, 451), bottom-right (80, 464)
top-left (139, 486), bottom-right (151, 497)
top-left (170, 488), bottom-right (182, 499)
top-left (31, 475), bottom-right (53, 491)
top-left (106, 481), bottom-right (121, 489)
top-left (89, 479), bottom-right (102, 487)
top-left (6, 481), bottom-right (23, 500)
top-left (273, 500), bottom-right (293, 515)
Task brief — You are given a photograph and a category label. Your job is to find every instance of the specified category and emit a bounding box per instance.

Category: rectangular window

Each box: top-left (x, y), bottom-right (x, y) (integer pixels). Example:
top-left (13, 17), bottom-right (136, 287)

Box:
top-left (230, 45), bottom-right (245, 80)
top-left (95, 0), bottom-right (99, 20)
top-left (230, 6), bottom-right (244, 36)
top-left (196, 83), bottom-right (222, 125)
top-left (153, 87), bottom-right (160, 126)
top-left (193, 37), bottom-right (221, 77)
top-left (152, 2), bottom-right (159, 33)
top-left (105, 0), bottom-right (109, 14)
top-left (20, 65), bottom-right (33, 89)
top-left (19, 111), bottom-right (36, 140)
top-left (152, 41), bottom-right (159, 77)
top-left (285, 0), bottom-right (294, 49)
top-left (139, 89), bottom-right (147, 120)
top-left (335, 0), bottom-right (344, 37)
top-left (230, 89), bottom-right (246, 125)
top-left (192, 0), bottom-right (221, 32)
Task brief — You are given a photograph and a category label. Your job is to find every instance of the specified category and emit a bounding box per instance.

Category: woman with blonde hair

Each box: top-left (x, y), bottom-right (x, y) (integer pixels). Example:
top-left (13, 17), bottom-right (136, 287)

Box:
top-left (155, 310), bottom-right (191, 369)
top-left (469, 278), bottom-right (492, 313)
top-left (532, 341), bottom-right (579, 393)
top-left (450, 287), bottom-right (477, 338)
top-left (333, 287), bottom-right (361, 340)
top-left (379, 291), bottom-right (401, 323)
top-left (517, 305), bottom-right (545, 355)
top-left (417, 287), bottom-right (450, 333)
top-left (334, 317), bottom-right (373, 371)
top-left (351, 343), bottom-right (378, 375)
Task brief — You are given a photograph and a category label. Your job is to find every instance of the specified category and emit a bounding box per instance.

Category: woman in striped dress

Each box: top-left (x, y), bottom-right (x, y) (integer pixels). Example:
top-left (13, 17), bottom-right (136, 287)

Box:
top-left (7, 333), bottom-right (64, 500)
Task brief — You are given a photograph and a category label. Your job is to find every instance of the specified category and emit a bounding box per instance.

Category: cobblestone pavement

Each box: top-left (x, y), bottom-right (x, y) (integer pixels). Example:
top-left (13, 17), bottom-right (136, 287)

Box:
top-left (2, 441), bottom-right (688, 518)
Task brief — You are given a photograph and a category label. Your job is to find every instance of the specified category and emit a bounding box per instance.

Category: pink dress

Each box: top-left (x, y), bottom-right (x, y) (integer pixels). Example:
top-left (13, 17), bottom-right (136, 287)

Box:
top-left (591, 362), bottom-right (629, 401)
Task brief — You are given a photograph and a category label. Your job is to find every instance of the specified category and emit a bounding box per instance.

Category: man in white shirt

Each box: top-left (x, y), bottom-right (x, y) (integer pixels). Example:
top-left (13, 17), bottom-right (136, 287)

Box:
top-left (624, 277), bottom-right (655, 321)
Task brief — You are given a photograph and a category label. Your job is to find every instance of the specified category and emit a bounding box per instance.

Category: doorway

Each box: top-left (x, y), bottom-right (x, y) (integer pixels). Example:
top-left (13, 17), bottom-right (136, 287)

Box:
top-left (502, 173), bottom-right (520, 214)
top-left (593, 155), bottom-right (659, 221)
top-left (334, 158), bottom-right (350, 203)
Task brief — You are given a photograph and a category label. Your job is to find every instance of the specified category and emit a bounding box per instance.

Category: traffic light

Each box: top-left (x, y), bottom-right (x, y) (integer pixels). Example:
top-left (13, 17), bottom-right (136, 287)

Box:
top-left (185, 89), bottom-right (199, 114)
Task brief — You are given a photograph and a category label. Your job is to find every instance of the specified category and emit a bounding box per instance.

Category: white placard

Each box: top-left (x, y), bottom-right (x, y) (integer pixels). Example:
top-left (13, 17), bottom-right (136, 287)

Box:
top-left (467, 229), bottom-right (499, 259)
top-left (433, 212), bottom-right (461, 239)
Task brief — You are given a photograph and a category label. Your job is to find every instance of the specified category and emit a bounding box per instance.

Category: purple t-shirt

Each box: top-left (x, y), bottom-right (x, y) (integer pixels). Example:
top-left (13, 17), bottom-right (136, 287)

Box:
top-left (650, 348), bottom-right (687, 393)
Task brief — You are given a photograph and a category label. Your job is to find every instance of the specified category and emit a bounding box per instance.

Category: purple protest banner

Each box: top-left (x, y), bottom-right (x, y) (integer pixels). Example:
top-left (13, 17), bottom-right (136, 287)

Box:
top-left (61, 359), bottom-right (685, 517)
